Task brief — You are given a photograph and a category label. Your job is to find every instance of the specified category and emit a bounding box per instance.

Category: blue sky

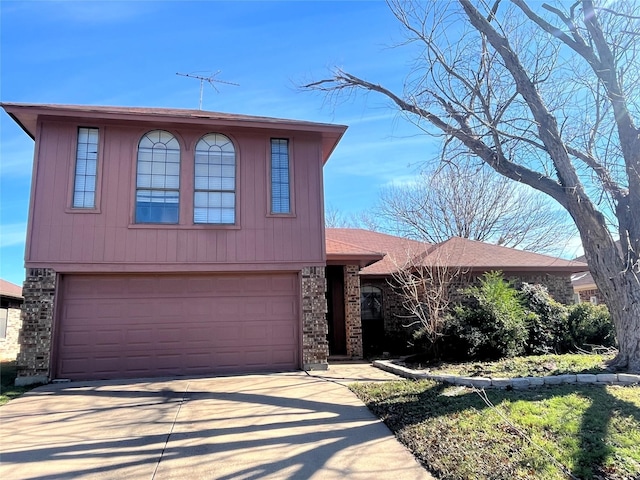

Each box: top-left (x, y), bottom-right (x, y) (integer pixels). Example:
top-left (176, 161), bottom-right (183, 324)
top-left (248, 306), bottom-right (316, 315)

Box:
top-left (0, 0), bottom-right (582, 286)
top-left (1, 0), bottom-right (436, 285)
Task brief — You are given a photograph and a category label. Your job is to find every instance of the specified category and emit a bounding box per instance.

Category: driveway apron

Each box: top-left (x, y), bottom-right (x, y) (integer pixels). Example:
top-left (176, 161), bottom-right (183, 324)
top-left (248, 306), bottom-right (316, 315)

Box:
top-left (0, 367), bottom-right (433, 479)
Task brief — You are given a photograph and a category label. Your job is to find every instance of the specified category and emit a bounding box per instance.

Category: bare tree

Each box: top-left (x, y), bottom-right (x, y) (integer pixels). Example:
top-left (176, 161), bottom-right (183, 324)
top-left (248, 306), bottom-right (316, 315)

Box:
top-left (325, 204), bottom-right (385, 231)
top-left (306, 0), bottom-right (640, 371)
top-left (390, 248), bottom-right (466, 357)
top-left (325, 205), bottom-right (351, 228)
top-left (378, 159), bottom-right (576, 253)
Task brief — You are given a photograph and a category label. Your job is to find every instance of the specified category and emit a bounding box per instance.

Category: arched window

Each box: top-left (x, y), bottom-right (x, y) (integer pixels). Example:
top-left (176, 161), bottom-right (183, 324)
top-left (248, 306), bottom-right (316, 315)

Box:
top-left (194, 133), bottom-right (236, 224)
top-left (135, 130), bottom-right (180, 223)
top-left (361, 285), bottom-right (383, 321)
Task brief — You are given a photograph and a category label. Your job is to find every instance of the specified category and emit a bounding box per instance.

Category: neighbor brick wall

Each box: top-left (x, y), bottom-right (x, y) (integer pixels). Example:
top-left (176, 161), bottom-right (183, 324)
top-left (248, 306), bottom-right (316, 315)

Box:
top-left (15, 268), bottom-right (57, 386)
top-left (578, 288), bottom-right (604, 305)
top-left (0, 305), bottom-right (23, 361)
top-left (301, 266), bottom-right (329, 370)
top-left (344, 265), bottom-right (363, 359)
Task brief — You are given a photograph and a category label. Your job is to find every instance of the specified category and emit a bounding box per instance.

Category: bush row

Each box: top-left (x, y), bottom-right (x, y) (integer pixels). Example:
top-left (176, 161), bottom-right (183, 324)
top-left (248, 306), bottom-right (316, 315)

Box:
top-left (412, 271), bottom-right (616, 361)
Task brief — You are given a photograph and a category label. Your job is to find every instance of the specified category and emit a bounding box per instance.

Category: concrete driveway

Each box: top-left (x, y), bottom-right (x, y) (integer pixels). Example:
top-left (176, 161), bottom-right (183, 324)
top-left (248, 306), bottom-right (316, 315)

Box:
top-left (0, 364), bottom-right (434, 480)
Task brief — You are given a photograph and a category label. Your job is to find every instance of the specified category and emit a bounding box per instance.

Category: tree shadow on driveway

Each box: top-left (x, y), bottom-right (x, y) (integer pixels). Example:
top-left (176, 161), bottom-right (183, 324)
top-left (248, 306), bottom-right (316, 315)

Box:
top-left (0, 373), bottom-right (431, 480)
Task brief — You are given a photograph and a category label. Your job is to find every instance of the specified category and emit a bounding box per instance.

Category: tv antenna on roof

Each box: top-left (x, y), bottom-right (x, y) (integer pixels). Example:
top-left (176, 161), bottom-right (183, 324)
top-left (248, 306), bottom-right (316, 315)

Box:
top-left (176, 71), bottom-right (239, 110)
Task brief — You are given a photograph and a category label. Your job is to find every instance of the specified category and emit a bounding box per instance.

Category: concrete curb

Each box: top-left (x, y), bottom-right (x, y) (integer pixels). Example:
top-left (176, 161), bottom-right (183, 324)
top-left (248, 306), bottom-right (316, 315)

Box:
top-left (373, 360), bottom-right (640, 389)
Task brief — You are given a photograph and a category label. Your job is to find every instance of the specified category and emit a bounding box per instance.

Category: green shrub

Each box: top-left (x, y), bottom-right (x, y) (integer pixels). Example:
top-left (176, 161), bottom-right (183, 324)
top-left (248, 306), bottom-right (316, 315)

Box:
top-left (566, 302), bottom-right (616, 350)
top-left (450, 272), bottom-right (528, 359)
top-left (519, 283), bottom-right (569, 355)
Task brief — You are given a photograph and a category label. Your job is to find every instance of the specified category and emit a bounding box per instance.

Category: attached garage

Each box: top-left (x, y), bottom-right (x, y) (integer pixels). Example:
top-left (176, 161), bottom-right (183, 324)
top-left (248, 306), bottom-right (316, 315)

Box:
top-left (55, 273), bottom-right (300, 380)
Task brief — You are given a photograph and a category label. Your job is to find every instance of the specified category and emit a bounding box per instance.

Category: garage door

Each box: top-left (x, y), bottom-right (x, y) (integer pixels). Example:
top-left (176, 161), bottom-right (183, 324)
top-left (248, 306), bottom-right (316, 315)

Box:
top-left (56, 273), bottom-right (299, 380)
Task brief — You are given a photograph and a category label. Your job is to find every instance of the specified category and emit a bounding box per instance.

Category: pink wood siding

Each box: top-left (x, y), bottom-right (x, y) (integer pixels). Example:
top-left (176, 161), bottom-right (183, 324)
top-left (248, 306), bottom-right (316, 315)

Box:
top-left (56, 273), bottom-right (299, 380)
top-left (27, 119), bottom-right (326, 272)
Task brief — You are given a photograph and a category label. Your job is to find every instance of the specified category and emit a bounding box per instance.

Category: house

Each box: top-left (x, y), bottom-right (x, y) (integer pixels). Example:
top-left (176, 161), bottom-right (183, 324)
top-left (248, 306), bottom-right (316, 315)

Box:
top-left (569, 246), bottom-right (620, 305)
top-left (571, 271), bottom-right (602, 304)
top-left (2, 102), bottom-right (346, 385)
top-left (325, 228), bottom-right (588, 356)
top-left (0, 279), bottom-right (23, 361)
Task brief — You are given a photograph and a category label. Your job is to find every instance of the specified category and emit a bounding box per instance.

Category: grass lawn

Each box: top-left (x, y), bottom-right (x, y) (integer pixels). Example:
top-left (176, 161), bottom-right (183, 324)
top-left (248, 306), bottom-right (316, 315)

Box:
top-left (352, 356), bottom-right (640, 480)
top-left (0, 361), bottom-right (39, 406)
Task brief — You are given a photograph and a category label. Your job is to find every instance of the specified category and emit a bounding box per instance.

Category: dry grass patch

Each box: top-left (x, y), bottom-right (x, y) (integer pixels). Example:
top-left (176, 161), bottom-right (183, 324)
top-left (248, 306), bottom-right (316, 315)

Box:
top-left (404, 353), bottom-right (616, 378)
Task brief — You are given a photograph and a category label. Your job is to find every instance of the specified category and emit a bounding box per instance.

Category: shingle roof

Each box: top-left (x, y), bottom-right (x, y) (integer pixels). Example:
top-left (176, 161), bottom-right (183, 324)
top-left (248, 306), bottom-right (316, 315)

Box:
top-left (0, 279), bottom-right (22, 299)
top-left (417, 236), bottom-right (588, 272)
top-left (326, 228), bottom-right (431, 275)
top-left (325, 237), bottom-right (384, 267)
top-left (325, 229), bottom-right (588, 275)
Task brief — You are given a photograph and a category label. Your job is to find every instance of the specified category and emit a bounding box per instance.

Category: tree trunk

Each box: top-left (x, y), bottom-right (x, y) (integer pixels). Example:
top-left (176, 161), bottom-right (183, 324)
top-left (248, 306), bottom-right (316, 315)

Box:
top-left (599, 271), bottom-right (640, 372)
top-left (577, 210), bottom-right (640, 373)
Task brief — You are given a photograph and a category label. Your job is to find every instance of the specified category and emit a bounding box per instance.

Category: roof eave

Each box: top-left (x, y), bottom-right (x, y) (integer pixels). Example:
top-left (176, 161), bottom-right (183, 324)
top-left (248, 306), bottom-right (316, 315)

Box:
top-left (1, 103), bottom-right (348, 143)
top-left (326, 253), bottom-right (385, 268)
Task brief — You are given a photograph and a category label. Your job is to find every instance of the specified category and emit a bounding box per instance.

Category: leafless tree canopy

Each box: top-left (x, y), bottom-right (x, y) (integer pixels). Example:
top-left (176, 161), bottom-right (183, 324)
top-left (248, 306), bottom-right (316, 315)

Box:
top-left (377, 159), bottom-right (575, 253)
top-left (390, 254), bottom-right (466, 356)
top-left (324, 205), bottom-right (383, 231)
top-left (306, 0), bottom-right (640, 371)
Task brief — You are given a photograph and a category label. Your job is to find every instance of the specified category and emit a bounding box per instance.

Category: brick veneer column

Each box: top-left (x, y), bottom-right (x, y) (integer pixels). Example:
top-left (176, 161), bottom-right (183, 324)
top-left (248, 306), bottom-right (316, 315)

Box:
top-left (15, 268), bottom-right (57, 386)
top-left (344, 265), bottom-right (363, 359)
top-left (301, 266), bottom-right (329, 370)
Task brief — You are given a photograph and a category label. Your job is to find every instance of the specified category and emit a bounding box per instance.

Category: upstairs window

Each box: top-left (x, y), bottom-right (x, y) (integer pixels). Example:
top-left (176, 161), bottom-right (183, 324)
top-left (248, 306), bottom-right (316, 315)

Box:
top-left (135, 130), bottom-right (180, 224)
top-left (73, 127), bottom-right (99, 208)
top-left (270, 138), bottom-right (290, 214)
top-left (194, 134), bottom-right (236, 224)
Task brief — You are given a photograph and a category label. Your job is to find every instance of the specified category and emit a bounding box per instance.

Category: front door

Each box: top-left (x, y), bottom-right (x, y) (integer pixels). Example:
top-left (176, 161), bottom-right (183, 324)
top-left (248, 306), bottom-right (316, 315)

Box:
top-left (326, 265), bottom-right (346, 355)
top-left (361, 285), bottom-right (385, 357)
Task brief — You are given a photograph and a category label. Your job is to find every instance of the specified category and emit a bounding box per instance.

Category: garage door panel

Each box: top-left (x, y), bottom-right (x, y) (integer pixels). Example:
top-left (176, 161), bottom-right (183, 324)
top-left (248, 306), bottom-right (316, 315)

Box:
top-left (57, 273), bottom-right (299, 380)
top-left (93, 356), bottom-right (121, 374)
top-left (272, 349), bottom-right (296, 364)
top-left (272, 323), bottom-right (297, 343)
top-left (271, 298), bottom-right (297, 316)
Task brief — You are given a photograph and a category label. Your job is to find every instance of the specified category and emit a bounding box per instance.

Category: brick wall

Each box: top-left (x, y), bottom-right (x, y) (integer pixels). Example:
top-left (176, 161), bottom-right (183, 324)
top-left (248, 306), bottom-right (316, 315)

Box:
top-left (0, 304), bottom-right (23, 361)
top-left (578, 288), bottom-right (604, 304)
top-left (501, 272), bottom-right (575, 305)
top-left (301, 266), bottom-right (329, 370)
top-left (344, 265), bottom-right (363, 359)
top-left (15, 268), bottom-right (57, 386)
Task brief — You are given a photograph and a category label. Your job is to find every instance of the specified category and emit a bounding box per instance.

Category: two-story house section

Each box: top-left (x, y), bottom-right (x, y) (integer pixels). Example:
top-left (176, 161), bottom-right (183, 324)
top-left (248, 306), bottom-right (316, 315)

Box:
top-left (2, 103), bottom-right (347, 385)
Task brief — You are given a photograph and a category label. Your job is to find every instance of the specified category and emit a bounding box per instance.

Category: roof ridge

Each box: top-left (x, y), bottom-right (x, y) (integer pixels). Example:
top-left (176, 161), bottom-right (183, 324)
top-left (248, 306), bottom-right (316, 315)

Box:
top-left (438, 235), bottom-right (587, 264)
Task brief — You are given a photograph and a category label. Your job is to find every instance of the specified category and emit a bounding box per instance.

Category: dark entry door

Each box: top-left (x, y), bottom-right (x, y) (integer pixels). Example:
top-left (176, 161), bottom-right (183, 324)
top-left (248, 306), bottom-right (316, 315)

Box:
top-left (361, 285), bottom-right (385, 357)
top-left (326, 265), bottom-right (346, 355)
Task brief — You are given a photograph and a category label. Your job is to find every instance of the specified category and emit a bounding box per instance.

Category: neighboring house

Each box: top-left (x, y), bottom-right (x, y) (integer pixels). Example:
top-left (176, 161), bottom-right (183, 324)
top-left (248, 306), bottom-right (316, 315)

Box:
top-left (0, 279), bottom-right (23, 361)
top-left (571, 271), bottom-right (603, 304)
top-left (325, 228), bottom-right (588, 356)
top-left (569, 245), bottom-right (621, 305)
top-left (3, 102), bottom-right (347, 385)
